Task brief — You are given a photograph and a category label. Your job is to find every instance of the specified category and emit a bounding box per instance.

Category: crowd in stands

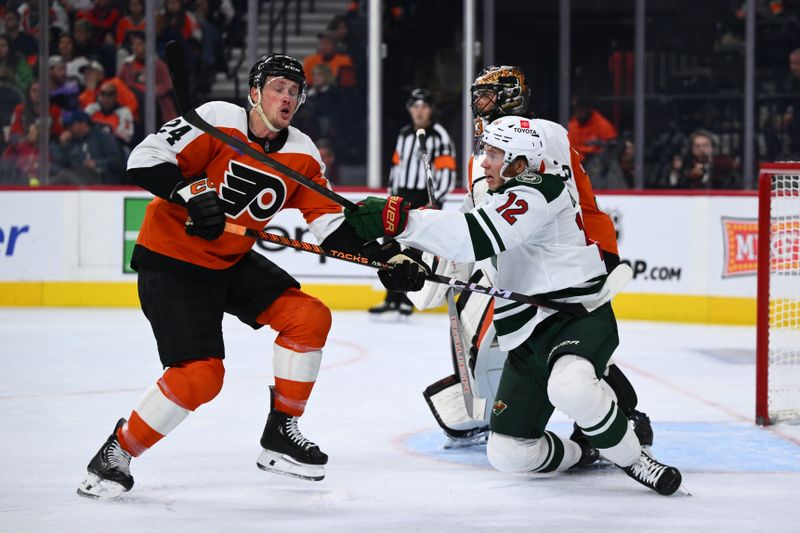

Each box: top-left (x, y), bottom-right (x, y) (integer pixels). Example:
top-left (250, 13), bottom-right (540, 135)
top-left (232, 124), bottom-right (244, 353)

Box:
top-left (0, 0), bottom-right (238, 185)
top-left (0, 0), bottom-right (798, 189)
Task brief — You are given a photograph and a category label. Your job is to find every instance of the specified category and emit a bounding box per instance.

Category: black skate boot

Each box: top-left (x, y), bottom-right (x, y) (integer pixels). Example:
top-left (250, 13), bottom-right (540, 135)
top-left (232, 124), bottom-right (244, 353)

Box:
top-left (630, 409), bottom-right (654, 448)
top-left (569, 423), bottom-right (600, 467)
top-left (369, 291), bottom-right (400, 314)
top-left (77, 418), bottom-right (134, 499)
top-left (397, 294), bottom-right (414, 316)
top-left (622, 448), bottom-right (682, 496)
top-left (257, 387), bottom-right (328, 481)
top-left (442, 426), bottom-right (489, 449)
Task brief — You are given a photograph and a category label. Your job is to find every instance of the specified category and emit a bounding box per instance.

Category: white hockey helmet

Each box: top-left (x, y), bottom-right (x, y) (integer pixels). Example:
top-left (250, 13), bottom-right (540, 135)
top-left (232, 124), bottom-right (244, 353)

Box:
top-left (481, 115), bottom-right (546, 178)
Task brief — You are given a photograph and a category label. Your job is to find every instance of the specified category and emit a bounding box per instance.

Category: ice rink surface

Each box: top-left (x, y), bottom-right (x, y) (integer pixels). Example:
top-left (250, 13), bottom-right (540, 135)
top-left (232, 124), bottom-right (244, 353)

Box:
top-left (1, 307), bottom-right (799, 533)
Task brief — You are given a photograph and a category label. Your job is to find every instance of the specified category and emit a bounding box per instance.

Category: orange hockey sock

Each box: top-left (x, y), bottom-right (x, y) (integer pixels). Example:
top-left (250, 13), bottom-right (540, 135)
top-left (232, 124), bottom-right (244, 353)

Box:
top-left (117, 358), bottom-right (225, 456)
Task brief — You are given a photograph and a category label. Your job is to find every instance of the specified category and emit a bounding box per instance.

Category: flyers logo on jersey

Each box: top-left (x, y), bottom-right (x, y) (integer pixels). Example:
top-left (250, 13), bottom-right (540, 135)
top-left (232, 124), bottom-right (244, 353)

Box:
top-left (221, 160), bottom-right (287, 221)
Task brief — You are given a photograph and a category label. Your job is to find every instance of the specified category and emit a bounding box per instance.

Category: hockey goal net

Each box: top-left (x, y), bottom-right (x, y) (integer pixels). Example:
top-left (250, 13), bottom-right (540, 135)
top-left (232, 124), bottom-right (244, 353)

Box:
top-left (757, 163), bottom-right (800, 425)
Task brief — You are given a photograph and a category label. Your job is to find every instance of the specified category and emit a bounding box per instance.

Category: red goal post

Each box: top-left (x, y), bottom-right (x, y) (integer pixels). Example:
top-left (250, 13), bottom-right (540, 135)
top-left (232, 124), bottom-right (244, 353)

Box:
top-left (756, 162), bottom-right (800, 425)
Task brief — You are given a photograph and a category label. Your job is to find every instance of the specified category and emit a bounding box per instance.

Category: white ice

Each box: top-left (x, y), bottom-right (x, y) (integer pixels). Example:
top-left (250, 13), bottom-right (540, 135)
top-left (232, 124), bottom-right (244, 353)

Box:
top-left (1, 308), bottom-right (799, 533)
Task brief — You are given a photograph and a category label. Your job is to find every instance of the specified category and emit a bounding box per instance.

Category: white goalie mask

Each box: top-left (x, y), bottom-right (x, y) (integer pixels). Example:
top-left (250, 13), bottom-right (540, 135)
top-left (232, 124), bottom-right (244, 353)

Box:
top-left (481, 115), bottom-right (546, 179)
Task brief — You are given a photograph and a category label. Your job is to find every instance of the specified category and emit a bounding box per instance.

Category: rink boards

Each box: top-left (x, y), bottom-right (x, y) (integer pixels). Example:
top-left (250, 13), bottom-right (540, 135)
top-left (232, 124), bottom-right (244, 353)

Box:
top-left (0, 188), bottom-right (758, 324)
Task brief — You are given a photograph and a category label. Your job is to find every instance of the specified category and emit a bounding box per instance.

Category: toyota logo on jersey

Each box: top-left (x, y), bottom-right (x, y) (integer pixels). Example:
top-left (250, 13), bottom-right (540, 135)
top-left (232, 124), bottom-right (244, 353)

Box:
top-left (520, 119), bottom-right (530, 128)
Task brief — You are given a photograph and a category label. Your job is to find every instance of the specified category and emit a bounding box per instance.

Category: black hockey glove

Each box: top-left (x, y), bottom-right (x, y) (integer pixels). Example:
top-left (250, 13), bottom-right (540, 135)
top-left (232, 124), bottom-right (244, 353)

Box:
top-left (171, 177), bottom-right (226, 241)
top-left (364, 240), bottom-right (431, 292)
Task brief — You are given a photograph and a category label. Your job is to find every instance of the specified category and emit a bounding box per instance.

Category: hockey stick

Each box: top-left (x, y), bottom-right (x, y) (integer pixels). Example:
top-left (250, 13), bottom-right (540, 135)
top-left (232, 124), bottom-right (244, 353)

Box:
top-left (163, 40), bottom-right (357, 211)
top-left (223, 221), bottom-right (589, 313)
top-left (417, 128), bottom-right (486, 420)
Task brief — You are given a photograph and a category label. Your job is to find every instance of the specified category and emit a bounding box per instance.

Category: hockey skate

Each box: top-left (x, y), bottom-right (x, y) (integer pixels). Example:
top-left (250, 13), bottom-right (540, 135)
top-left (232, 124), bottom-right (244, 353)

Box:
top-left (257, 388), bottom-right (328, 481)
top-left (368, 300), bottom-right (397, 314)
top-left (442, 426), bottom-right (488, 449)
top-left (568, 424), bottom-right (600, 467)
top-left (622, 447), bottom-right (682, 496)
top-left (77, 418), bottom-right (134, 499)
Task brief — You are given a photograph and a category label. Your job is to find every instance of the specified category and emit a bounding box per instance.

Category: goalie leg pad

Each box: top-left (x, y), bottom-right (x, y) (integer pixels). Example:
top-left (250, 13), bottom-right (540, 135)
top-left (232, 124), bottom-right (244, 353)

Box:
top-left (487, 431), bottom-right (581, 473)
top-left (423, 375), bottom-right (486, 437)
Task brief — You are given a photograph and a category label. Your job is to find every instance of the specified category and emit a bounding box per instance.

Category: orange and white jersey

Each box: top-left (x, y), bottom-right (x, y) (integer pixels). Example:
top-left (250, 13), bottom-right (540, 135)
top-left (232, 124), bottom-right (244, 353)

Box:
top-left (127, 101), bottom-right (344, 270)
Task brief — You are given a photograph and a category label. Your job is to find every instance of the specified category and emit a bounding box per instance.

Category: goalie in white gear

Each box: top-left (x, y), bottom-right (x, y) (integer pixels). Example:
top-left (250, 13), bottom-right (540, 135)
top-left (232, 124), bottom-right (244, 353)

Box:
top-left (416, 65), bottom-right (653, 455)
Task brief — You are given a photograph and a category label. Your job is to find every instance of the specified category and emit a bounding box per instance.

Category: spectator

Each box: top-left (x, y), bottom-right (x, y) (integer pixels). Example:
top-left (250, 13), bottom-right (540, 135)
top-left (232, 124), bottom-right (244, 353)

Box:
top-left (568, 91), bottom-right (618, 179)
top-left (118, 31), bottom-right (177, 123)
top-left (50, 109), bottom-right (124, 184)
top-left (2, 10), bottom-right (37, 61)
top-left (303, 30), bottom-right (354, 88)
top-left (78, 59), bottom-right (139, 122)
top-left (76, 0), bottom-right (121, 49)
top-left (49, 55), bottom-right (81, 111)
top-left (2, 121), bottom-right (40, 184)
top-left (115, 0), bottom-right (146, 48)
top-left (781, 48), bottom-right (800, 157)
top-left (157, 0), bottom-right (202, 51)
top-left (84, 81), bottom-right (135, 147)
top-left (668, 129), bottom-right (739, 189)
top-left (0, 35), bottom-right (33, 92)
top-left (8, 81), bottom-right (65, 142)
top-left (72, 19), bottom-right (94, 59)
top-left (596, 138), bottom-right (635, 189)
top-left (57, 34), bottom-right (90, 83)
top-left (301, 63), bottom-right (342, 140)
top-left (316, 138), bottom-right (339, 184)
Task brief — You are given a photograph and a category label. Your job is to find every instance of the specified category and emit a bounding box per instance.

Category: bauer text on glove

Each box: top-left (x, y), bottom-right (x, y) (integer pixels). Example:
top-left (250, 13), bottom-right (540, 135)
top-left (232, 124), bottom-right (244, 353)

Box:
top-left (344, 196), bottom-right (410, 241)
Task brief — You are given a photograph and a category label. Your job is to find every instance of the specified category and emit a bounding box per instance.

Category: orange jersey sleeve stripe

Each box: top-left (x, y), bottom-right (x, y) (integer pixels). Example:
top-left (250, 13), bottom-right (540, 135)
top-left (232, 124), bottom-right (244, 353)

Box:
top-left (433, 154), bottom-right (457, 171)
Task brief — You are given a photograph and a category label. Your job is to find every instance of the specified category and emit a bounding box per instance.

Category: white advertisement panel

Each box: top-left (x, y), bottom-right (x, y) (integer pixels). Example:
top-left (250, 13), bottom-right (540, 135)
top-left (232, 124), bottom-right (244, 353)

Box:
top-left (596, 193), bottom-right (758, 297)
top-left (0, 189), bottom-right (760, 300)
top-left (0, 191), bottom-right (79, 280)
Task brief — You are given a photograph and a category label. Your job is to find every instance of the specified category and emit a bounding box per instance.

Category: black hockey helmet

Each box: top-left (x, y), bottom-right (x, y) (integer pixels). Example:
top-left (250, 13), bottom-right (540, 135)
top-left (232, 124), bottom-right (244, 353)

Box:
top-left (470, 65), bottom-right (530, 121)
top-left (249, 53), bottom-right (307, 96)
top-left (406, 88), bottom-right (434, 109)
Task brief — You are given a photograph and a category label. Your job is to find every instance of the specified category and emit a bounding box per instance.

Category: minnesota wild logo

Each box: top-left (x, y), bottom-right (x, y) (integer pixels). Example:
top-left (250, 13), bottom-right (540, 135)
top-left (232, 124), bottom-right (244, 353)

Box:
top-left (493, 399), bottom-right (508, 415)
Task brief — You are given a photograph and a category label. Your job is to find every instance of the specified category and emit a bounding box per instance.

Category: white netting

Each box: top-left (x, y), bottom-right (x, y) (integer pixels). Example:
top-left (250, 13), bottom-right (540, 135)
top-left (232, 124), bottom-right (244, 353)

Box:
top-left (767, 173), bottom-right (800, 423)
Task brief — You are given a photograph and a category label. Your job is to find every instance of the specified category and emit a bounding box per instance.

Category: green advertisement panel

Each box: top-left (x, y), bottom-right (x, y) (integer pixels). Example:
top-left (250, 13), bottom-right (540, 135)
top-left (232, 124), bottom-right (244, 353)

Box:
top-left (123, 198), bottom-right (150, 273)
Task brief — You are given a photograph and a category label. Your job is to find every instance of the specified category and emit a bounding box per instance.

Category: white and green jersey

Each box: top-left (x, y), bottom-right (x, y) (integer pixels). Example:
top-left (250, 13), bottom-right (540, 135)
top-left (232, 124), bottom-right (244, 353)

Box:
top-left (397, 172), bottom-right (607, 351)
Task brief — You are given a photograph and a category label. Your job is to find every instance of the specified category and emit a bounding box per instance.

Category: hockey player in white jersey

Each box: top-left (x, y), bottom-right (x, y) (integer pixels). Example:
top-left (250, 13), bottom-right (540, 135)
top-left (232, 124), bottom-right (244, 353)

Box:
top-left (419, 66), bottom-right (653, 454)
top-left (345, 116), bottom-right (683, 495)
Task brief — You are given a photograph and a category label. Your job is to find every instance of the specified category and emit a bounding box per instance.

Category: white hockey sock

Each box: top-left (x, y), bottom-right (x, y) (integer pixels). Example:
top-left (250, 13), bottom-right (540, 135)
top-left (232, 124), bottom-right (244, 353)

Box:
top-left (487, 431), bottom-right (582, 473)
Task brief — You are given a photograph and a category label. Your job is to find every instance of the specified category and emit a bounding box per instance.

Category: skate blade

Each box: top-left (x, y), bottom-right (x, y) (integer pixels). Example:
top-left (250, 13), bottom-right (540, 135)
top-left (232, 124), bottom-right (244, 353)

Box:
top-left (76, 472), bottom-right (128, 499)
top-left (256, 449), bottom-right (325, 481)
top-left (442, 435), bottom-right (488, 449)
top-left (673, 483), bottom-right (693, 497)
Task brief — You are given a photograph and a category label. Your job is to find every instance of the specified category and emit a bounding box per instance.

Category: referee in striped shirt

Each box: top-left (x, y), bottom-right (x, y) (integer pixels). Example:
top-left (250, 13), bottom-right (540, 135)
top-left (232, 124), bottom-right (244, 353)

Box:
top-left (370, 88), bottom-right (457, 315)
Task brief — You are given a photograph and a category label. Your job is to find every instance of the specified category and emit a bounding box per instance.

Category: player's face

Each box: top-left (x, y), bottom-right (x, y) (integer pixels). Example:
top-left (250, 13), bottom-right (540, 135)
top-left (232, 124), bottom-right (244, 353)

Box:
top-left (481, 144), bottom-right (506, 190)
top-left (259, 77), bottom-right (302, 130)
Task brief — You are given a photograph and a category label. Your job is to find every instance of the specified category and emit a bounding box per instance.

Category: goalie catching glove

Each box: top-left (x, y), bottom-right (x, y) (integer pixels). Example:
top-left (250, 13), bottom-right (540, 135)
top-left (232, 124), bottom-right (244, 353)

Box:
top-left (171, 177), bottom-right (227, 241)
top-left (363, 240), bottom-right (431, 292)
top-left (345, 196), bottom-right (410, 241)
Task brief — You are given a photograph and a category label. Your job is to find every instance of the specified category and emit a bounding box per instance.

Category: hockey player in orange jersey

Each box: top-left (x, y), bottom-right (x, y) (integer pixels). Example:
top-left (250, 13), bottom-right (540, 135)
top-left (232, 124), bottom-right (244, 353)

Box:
top-left (77, 53), bottom-right (428, 499)
top-left (416, 66), bottom-right (653, 457)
